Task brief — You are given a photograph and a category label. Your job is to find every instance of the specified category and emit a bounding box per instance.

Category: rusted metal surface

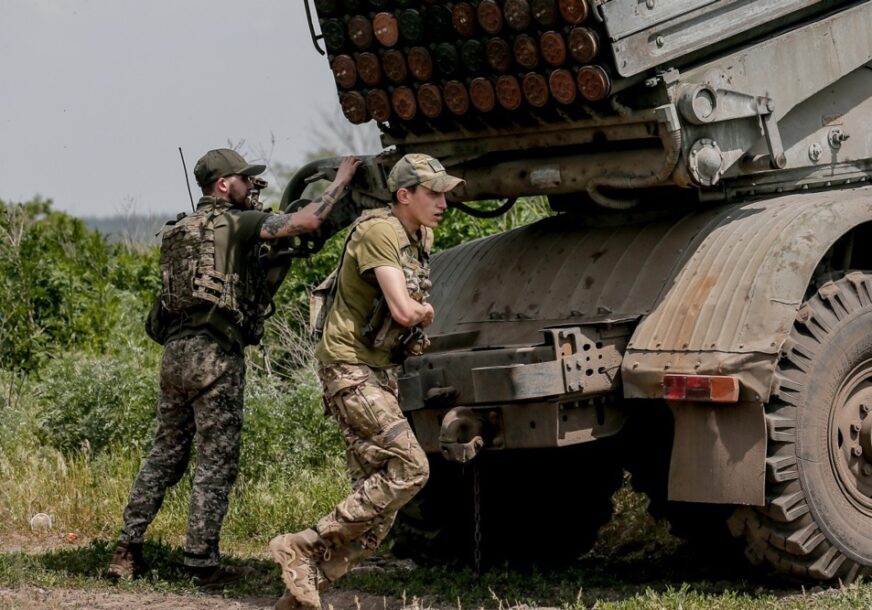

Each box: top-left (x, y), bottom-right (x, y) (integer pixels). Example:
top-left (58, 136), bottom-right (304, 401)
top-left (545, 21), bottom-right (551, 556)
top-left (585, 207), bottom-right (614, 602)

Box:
top-left (623, 186), bottom-right (872, 403)
top-left (426, 210), bottom-right (715, 349)
top-left (667, 400), bottom-right (766, 505)
top-left (439, 407), bottom-right (485, 463)
top-left (549, 68), bottom-right (577, 105)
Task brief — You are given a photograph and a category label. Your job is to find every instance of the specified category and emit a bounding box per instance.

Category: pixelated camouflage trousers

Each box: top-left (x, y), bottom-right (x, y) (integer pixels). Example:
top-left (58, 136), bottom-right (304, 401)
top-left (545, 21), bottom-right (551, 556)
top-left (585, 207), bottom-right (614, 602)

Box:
top-left (118, 334), bottom-right (245, 568)
top-left (315, 363), bottom-right (429, 567)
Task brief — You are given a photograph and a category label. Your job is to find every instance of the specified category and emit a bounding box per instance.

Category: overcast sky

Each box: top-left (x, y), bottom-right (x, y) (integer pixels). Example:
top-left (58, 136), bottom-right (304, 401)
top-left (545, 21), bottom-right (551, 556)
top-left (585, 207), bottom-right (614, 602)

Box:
top-left (1, 0), bottom-right (379, 217)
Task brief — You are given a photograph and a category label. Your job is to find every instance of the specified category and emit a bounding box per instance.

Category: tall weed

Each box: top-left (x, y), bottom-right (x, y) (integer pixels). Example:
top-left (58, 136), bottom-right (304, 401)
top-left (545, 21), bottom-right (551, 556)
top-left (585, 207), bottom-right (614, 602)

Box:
top-left (239, 365), bottom-right (344, 481)
top-left (35, 353), bottom-right (160, 455)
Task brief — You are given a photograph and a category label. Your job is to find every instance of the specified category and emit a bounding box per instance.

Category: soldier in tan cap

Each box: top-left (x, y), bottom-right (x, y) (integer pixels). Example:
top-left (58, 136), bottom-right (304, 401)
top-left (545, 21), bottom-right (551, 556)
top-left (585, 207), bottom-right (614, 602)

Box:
top-left (269, 154), bottom-right (464, 609)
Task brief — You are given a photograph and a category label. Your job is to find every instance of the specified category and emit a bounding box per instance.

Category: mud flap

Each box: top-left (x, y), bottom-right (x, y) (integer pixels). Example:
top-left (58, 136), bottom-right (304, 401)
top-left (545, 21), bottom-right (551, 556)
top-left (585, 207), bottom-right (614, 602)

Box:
top-left (667, 400), bottom-right (766, 506)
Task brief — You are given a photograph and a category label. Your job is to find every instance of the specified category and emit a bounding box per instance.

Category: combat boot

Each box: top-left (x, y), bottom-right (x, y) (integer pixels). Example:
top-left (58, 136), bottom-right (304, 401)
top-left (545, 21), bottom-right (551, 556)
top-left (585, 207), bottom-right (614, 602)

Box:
top-left (269, 528), bottom-right (326, 609)
top-left (318, 540), bottom-right (367, 589)
top-left (275, 588), bottom-right (300, 610)
top-left (105, 542), bottom-right (146, 580)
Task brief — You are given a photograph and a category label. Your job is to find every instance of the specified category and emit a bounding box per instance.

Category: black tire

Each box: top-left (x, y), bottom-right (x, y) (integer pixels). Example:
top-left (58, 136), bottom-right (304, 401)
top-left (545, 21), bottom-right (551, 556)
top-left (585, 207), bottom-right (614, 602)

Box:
top-left (729, 272), bottom-right (872, 582)
top-left (391, 441), bottom-right (624, 567)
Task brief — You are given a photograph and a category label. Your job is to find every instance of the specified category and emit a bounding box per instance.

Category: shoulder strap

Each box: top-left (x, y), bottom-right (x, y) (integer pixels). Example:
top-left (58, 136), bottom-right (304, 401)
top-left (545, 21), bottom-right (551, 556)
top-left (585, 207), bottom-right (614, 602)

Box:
top-left (419, 226), bottom-right (434, 256)
top-left (322, 207), bottom-right (391, 302)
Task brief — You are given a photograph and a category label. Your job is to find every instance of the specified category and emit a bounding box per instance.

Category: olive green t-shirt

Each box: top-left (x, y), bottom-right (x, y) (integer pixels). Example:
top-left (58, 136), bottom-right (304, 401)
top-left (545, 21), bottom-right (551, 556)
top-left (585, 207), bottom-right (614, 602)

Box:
top-left (315, 218), bottom-right (409, 368)
top-left (167, 198), bottom-right (270, 352)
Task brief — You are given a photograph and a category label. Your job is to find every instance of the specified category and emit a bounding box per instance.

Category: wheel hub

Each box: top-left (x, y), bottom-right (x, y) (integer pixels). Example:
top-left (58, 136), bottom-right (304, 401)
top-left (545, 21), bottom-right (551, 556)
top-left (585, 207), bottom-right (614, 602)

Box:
top-left (832, 361), bottom-right (872, 510)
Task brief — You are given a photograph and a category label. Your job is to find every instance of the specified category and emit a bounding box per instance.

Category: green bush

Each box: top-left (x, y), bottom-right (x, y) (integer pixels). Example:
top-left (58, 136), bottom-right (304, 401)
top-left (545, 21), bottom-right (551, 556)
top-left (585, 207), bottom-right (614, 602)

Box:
top-left (0, 371), bottom-right (38, 452)
top-left (35, 352), bottom-right (160, 455)
top-left (0, 198), bottom-right (159, 371)
top-left (239, 367), bottom-right (343, 481)
top-left (32, 346), bottom-right (341, 473)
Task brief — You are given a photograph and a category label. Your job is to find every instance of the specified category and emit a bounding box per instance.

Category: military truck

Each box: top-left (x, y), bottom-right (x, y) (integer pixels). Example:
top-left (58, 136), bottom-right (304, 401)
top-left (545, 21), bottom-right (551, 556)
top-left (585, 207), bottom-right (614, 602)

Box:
top-left (283, 0), bottom-right (872, 581)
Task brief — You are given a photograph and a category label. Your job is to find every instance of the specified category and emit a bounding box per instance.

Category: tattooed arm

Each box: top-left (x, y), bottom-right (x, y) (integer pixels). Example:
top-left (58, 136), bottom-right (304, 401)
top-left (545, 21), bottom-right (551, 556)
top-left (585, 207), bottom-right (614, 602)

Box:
top-left (259, 156), bottom-right (362, 240)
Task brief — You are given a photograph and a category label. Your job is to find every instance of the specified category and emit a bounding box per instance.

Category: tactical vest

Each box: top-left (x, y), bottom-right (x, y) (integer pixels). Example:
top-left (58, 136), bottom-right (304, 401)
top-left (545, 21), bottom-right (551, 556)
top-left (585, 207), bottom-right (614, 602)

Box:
top-left (158, 198), bottom-right (270, 346)
top-left (311, 208), bottom-right (433, 360)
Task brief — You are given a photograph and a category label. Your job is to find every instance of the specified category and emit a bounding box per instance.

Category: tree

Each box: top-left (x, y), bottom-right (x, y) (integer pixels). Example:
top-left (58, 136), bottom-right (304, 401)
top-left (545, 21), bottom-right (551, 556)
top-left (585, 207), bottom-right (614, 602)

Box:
top-left (0, 197), bottom-right (158, 370)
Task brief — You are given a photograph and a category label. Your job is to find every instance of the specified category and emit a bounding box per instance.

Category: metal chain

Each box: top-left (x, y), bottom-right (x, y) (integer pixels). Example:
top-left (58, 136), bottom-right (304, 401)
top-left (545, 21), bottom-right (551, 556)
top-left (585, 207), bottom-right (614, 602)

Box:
top-left (473, 459), bottom-right (482, 575)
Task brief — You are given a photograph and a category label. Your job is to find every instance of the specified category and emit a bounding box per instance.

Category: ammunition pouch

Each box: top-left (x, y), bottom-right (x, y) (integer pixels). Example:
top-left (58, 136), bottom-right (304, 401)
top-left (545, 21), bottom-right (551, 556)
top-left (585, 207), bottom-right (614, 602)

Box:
top-left (144, 296), bottom-right (174, 345)
top-left (361, 297), bottom-right (428, 363)
top-left (394, 326), bottom-right (430, 361)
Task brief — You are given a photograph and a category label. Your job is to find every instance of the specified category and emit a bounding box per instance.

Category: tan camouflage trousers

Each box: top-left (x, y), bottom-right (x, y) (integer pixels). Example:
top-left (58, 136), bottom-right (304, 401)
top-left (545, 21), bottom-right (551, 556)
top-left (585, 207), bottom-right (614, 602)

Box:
top-left (316, 363), bottom-right (429, 569)
top-left (118, 335), bottom-right (245, 568)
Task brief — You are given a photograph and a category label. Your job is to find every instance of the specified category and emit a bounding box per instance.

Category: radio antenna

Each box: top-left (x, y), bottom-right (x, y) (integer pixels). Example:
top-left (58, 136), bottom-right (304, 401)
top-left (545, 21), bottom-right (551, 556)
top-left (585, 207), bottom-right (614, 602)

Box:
top-left (178, 147), bottom-right (195, 212)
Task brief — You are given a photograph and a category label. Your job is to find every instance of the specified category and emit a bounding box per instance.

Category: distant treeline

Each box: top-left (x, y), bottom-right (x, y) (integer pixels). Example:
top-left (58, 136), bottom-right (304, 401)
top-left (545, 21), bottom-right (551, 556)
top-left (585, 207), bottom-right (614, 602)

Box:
top-left (80, 214), bottom-right (169, 246)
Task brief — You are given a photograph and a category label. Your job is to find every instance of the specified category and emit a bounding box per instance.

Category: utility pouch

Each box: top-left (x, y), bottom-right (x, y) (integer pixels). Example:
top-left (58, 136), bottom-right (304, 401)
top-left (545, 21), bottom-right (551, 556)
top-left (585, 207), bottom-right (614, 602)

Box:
top-left (309, 269), bottom-right (338, 341)
top-left (144, 296), bottom-right (172, 345)
top-left (391, 326), bottom-right (430, 363)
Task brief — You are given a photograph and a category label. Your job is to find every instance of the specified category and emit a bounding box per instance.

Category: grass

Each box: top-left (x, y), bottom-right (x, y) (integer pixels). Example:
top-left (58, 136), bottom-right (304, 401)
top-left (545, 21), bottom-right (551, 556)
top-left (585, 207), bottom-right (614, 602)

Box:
top-left (5, 363), bottom-right (872, 608)
top-left (0, 539), bottom-right (283, 598)
top-left (3, 529), bottom-right (872, 609)
top-left (0, 439), bottom-right (349, 557)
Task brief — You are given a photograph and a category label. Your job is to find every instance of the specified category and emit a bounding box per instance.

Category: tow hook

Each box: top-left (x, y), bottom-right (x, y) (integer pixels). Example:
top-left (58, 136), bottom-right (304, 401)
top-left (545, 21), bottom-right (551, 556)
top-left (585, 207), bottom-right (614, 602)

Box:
top-left (439, 407), bottom-right (486, 463)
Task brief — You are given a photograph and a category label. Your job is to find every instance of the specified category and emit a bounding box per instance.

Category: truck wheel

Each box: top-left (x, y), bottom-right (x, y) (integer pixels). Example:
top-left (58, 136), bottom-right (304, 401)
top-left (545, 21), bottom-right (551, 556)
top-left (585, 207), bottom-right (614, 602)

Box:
top-left (730, 272), bottom-right (872, 581)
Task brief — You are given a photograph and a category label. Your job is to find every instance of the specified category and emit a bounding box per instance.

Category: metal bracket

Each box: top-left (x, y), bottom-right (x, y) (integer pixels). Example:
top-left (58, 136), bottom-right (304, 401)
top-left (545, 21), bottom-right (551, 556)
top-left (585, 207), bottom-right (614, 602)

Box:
top-left (677, 84), bottom-right (786, 170)
top-left (466, 327), bottom-right (624, 403)
top-left (757, 97), bottom-right (786, 169)
top-left (547, 327), bottom-right (621, 395)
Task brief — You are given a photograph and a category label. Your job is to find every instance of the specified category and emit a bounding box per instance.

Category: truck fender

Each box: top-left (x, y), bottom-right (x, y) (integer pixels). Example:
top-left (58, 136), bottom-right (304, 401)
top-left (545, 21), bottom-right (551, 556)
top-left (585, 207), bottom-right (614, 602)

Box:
top-left (622, 186), bottom-right (872, 505)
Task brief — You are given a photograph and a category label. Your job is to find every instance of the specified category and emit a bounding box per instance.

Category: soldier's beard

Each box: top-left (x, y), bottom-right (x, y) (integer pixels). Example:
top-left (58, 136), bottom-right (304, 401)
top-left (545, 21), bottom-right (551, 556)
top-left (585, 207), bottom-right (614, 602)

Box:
top-left (227, 190), bottom-right (248, 208)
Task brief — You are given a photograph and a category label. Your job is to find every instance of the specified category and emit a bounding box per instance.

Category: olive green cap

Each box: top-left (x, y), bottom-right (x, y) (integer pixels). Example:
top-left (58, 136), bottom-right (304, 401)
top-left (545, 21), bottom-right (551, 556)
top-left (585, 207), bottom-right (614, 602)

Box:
top-left (387, 153), bottom-right (465, 193)
top-left (193, 148), bottom-right (266, 187)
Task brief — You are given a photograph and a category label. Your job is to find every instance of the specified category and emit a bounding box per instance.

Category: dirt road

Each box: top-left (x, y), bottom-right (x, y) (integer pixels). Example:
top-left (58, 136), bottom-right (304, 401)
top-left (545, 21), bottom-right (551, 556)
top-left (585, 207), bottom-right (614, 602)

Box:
top-left (0, 586), bottom-right (444, 610)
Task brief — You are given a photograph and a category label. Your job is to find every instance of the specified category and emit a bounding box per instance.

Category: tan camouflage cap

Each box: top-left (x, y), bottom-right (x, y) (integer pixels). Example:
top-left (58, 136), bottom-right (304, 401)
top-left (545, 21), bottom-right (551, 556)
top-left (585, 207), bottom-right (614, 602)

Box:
top-left (387, 153), bottom-right (465, 193)
top-left (193, 148), bottom-right (266, 187)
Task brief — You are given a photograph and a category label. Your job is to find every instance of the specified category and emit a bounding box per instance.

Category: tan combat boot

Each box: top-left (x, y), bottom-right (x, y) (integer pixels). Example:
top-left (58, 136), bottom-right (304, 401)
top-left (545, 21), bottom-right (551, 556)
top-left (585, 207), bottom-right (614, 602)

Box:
top-left (318, 541), bottom-right (368, 589)
top-left (269, 529), bottom-right (326, 609)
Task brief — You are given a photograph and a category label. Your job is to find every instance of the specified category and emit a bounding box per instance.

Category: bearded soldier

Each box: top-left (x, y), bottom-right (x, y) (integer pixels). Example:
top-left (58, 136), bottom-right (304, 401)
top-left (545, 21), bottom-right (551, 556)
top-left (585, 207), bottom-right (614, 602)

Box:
top-left (269, 154), bottom-right (464, 609)
top-left (106, 149), bottom-right (360, 586)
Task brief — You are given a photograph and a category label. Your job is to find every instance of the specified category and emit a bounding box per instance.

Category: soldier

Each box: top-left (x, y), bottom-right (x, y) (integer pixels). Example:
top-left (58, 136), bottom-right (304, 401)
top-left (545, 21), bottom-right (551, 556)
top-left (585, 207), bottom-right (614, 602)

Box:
top-left (106, 149), bottom-right (361, 587)
top-left (269, 154), bottom-right (464, 609)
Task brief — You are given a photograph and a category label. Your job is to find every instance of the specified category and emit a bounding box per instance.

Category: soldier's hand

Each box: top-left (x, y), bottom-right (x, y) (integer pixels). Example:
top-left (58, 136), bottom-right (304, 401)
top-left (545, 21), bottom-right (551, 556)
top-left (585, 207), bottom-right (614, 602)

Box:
top-left (334, 156), bottom-right (362, 189)
top-left (420, 303), bottom-right (435, 328)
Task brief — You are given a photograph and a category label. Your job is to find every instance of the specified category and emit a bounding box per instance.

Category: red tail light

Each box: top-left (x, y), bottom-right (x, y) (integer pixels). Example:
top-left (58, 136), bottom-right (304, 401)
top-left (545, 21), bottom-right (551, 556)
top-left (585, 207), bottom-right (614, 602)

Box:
top-left (663, 374), bottom-right (740, 403)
